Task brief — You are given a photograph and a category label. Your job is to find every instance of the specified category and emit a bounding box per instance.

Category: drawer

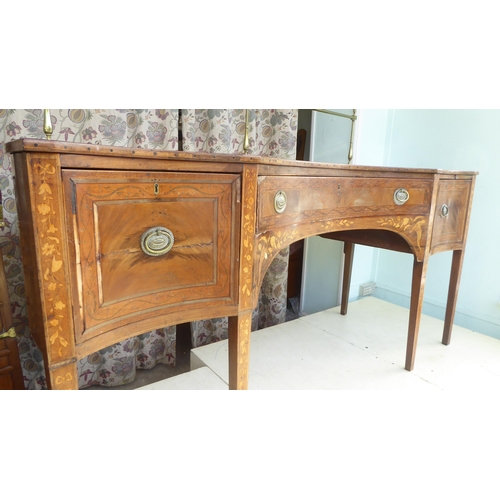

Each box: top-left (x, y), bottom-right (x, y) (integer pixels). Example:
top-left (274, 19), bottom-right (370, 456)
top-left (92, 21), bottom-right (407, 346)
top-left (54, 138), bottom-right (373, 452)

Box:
top-left (62, 169), bottom-right (240, 341)
top-left (257, 176), bottom-right (433, 231)
top-left (431, 179), bottom-right (472, 251)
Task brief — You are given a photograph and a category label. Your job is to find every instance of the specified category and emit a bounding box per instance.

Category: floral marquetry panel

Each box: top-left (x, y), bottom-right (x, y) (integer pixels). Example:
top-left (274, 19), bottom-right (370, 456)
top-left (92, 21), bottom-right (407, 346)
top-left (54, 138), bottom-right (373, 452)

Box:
top-left (26, 154), bottom-right (76, 366)
top-left (239, 166), bottom-right (258, 311)
top-left (51, 363), bottom-right (78, 390)
top-left (377, 216), bottom-right (428, 259)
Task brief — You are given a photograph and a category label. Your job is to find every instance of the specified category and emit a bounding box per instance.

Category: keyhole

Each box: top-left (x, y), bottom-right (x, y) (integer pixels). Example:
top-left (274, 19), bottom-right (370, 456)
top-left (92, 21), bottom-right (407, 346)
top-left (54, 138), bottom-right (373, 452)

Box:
top-left (154, 183), bottom-right (159, 195)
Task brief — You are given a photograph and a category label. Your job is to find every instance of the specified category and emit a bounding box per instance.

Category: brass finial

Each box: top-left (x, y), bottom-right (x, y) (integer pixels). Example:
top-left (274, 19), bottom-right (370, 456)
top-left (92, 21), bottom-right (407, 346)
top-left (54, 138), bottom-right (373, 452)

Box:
top-left (243, 109), bottom-right (250, 153)
top-left (43, 109), bottom-right (53, 140)
top-left (348, 109), bottom-right (356, 164)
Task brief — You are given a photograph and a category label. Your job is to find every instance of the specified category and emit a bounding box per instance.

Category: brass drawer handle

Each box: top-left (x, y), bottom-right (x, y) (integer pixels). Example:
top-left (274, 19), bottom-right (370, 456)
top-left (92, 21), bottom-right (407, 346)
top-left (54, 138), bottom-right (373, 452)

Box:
top-left (274, 190), bottom-right (287, 213)
top-left (394, 188), bottom-right (410, 205)
top-left (140, 227), bottom-right (174, 257)
top-left (440, 204), bottom-right (449, 218)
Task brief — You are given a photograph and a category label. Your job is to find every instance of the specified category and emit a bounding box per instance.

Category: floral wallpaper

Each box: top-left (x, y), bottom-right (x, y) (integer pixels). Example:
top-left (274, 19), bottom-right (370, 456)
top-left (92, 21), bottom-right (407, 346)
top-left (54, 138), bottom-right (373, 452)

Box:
top-left (181, 109), bottom-right (298, 158)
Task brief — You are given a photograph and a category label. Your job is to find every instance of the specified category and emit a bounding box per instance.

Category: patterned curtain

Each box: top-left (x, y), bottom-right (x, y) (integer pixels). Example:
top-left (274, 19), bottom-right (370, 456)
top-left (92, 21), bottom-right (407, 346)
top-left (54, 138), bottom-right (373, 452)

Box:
top-left (0, 109), bottom-right (179, 389)
top-left (180, 109), bottom-right (298, 347)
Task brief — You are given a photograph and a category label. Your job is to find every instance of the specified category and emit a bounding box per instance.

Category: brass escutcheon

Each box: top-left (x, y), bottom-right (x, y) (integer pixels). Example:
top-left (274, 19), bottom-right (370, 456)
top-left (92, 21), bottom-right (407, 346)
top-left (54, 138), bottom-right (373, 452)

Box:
top-left (274, 190), bottom-right (287, 213)
top-left (140, 227), bottom-right (174, 257)
top-left (440, 204), bottom-right (449, 218)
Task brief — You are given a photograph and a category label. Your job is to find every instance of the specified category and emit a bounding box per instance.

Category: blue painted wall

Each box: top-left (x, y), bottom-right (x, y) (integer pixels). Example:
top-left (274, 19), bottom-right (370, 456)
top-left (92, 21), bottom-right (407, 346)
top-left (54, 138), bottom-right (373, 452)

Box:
top-left (353, 109), bottom-right (500, 339)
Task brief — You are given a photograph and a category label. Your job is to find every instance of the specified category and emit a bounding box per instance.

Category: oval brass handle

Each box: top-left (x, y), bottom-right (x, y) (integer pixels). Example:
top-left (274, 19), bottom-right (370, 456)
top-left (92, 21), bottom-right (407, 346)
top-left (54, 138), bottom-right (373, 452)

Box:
top-left (140, 227), bottom-right (174, 257)
top-left (274, 190), bottom-right (287, 213)
top-left (394, 188), bottom-right (410, 205)
top-left (440, 204), bottom-right (449, 218)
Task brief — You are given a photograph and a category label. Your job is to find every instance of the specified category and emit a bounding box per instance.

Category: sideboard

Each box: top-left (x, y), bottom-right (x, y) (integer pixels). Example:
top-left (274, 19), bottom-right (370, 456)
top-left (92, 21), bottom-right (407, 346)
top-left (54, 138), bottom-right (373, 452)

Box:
top-left (5, 139), bottom-right (477, 389)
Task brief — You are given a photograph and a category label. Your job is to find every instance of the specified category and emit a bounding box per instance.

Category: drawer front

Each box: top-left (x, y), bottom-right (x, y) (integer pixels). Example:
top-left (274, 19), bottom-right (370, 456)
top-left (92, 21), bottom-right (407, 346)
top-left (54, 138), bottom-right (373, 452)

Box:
top-left (431, 179), bottom-right (472, 250)
top-left (63, 170), bottom-right (240, 341)
top-left (257, 176), bottom-right (433, 231)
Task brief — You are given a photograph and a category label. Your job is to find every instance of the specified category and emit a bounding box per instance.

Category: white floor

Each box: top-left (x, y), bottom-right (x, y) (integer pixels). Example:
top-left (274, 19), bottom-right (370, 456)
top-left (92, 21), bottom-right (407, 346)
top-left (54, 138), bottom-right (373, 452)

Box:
top-left (138, 296), bottom-right (500, 390)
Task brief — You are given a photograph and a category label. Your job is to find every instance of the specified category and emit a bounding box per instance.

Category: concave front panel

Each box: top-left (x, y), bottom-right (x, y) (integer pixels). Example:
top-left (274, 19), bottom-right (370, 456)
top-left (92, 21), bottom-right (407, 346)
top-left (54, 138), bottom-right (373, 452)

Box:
top-left (96, 198), bottom-right (217, 304)
top-left (62, 169), bottom-right (240, 341)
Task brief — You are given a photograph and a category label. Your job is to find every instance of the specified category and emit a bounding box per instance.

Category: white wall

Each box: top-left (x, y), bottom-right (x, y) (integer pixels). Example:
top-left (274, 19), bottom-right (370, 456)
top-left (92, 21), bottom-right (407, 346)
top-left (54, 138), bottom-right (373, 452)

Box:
top-left (354, 109), bottom-right (500, 339)
top-left (345, 110), bottom-right (391, 299)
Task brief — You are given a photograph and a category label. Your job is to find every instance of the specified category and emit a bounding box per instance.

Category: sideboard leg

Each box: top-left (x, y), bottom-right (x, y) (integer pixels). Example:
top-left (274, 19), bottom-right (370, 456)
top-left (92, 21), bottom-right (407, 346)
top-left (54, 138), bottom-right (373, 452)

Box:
top-left (442, 250), bottom-right (464, 346)
top-left (48, 361), bottom-right (79, 390)
top-left (228, 312), bottom-right (252, 390)
top-left (405, 257), bottom-right (429, 371)
top-left (340, 242), bottom-right (355, 315)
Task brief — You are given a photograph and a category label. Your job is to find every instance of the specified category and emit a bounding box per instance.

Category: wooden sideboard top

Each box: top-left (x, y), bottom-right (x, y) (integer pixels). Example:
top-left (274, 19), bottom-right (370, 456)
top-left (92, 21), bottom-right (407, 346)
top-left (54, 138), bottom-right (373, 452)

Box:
top-left (5, 139), bottom-right (478, 177)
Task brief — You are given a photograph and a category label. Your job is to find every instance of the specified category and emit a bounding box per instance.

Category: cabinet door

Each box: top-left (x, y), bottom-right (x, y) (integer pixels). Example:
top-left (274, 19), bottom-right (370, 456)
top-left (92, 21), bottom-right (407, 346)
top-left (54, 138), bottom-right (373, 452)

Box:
top-left (63, 169), bottom-right (240, 343)
top-left (431, 179), bottom-right (473, 253)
